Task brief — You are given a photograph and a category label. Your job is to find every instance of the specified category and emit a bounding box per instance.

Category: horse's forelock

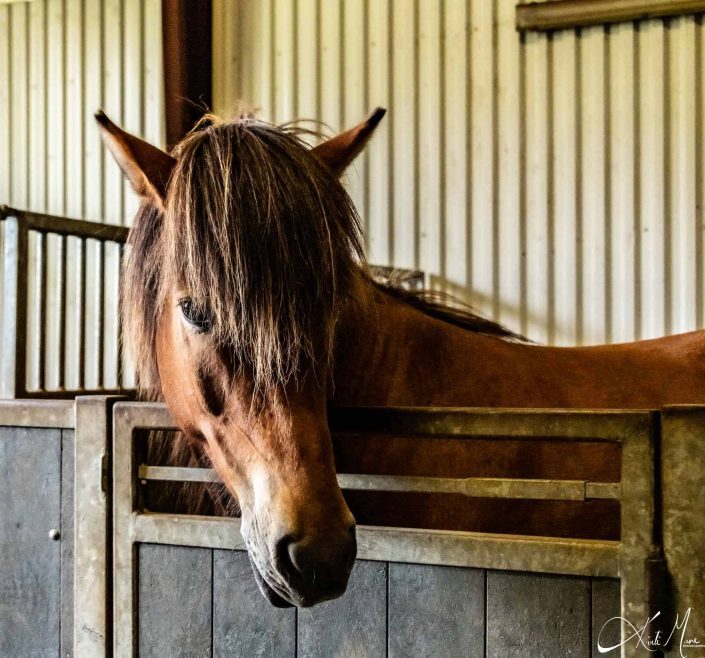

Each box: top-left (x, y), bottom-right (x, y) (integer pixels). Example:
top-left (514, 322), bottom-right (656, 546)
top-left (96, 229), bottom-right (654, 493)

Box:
top-left (122, 117), bottom-right (365, 398)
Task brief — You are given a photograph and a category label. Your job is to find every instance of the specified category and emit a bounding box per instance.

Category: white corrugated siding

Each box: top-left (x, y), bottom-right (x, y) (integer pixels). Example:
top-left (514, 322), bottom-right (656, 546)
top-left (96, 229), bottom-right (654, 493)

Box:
top-left (213, 1), bottom-right (705, 346)
top-left (0, 0), bottom-right (163, 390)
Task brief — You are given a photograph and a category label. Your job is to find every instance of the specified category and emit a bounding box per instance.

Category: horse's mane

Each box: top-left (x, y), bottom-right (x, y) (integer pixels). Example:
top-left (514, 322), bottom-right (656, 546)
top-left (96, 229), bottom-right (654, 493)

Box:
top-left (122, 115), bottom-right (364, 397)
top-left (373, 278), bottom-right (525, 342)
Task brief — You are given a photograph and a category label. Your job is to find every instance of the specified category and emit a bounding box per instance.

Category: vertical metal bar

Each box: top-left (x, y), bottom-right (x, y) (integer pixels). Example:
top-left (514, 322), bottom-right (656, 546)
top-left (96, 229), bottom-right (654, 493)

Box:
top-left (98, 240), bottom-right (105, 388)
top-left (1, 215), bottom-right (28, 398)
top-left (113, 403), bottom-right (138, 657)
top-left (74, 395), bottom-right (124, 658)
top-left (78, 237), bottom-right (87, 391)
top-left (38, 231), bottom-right (47, 391)
top-left (618, 412), bottom-right (657, 649)
top-left (59, 234), bottom-right (67, 389)
top-left (116, 242), bottom-right (124, 390)
top-left (661, 407), bottom-right (705, 643)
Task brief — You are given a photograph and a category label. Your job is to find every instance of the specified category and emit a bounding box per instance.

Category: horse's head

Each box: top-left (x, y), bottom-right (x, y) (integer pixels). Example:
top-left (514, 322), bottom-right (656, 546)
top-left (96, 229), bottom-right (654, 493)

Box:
top-left (97, 108), bottom-right (385, 607)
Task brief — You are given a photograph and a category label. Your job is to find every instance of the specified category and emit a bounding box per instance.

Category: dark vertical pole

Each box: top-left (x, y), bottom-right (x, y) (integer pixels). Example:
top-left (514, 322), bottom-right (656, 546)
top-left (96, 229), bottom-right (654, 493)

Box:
top-left (162, 0), bottom-right (213, 151)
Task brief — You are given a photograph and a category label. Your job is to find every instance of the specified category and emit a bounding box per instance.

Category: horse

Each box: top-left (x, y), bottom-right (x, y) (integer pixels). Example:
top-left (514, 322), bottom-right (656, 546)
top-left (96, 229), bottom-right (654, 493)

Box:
top-left (97, 108), bottom-right (705, 608)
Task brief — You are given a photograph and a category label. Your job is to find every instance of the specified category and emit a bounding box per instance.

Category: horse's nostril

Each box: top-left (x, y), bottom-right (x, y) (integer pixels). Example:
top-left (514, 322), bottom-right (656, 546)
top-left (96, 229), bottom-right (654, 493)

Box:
top-left (282, 528), bottom-right (357, 593)
top-left (275, 534), bottom-right (297, 579)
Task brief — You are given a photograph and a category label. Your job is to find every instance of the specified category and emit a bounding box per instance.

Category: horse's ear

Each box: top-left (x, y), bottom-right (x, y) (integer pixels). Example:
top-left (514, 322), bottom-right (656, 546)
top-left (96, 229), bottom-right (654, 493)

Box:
top-left (312, 107), bottom-right (386, 175)
top-left (95, 110), bottom-right (176, 207)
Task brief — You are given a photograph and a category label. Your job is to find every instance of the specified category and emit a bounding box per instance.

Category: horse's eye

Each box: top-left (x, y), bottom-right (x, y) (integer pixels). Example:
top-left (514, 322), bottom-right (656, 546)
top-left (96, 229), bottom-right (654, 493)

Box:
top-left (178, 298), bottom-right (212, 333)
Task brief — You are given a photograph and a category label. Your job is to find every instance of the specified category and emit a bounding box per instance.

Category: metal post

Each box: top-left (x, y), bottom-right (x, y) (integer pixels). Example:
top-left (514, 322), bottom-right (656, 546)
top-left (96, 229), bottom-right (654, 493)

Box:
top-left (74, 395), bottom-right (124, 658)
top-left (1, 214), bottom-right (28, 398)
top-left (661, 407), bottom-right (705, 649)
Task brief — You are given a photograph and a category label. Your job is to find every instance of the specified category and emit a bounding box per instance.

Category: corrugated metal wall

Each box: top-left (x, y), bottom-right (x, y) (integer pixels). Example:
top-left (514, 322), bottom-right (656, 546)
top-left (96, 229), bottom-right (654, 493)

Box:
top-left (212, 0), bottom-right (705, 346)
top-left (0, 0), bottom-right (163, 390)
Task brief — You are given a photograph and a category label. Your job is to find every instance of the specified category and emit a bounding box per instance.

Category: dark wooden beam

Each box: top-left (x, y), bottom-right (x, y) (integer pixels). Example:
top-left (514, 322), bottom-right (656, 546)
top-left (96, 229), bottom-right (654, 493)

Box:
top-left (162, 0), bottom-right (212, 150)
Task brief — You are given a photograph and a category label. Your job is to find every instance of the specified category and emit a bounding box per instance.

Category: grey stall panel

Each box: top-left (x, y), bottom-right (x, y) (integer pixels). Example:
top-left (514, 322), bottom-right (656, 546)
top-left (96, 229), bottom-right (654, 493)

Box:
top-left (0, 427), bottom-right (62, 658)
top-left (213, 549), bottom-right (296, 658)
top-left (592, 578), bottom-right (621, 657)
top-left (297, 560), bottom-right (387, 658)
top-left (487, 571), bottom-right (591, 658)
top-left (61, 430), bottom-right (74, 658)
top-left (388, 563), bottom-right (485, 658)
top-left (138, 544), bottom-right (213, 658)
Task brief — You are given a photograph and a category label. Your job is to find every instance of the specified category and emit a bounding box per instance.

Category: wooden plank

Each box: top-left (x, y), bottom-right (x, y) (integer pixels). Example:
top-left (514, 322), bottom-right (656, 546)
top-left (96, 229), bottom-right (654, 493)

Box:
top-left (0, 427), bottom-right (62, 657)
top-left (388, 563), bottom-right (484, 658)
top-left (212, 549), bottom-right (295, 657)
top-left (60, 429), bottom-right (75, 658)
top-left (297, 560), bottom-right (387, 658)
top-left (486, 571), bottom-right (591, 657)
top-left (591, 578), bottom-right (621, 657)
top-left (137, 544), bottom-right (213, 657)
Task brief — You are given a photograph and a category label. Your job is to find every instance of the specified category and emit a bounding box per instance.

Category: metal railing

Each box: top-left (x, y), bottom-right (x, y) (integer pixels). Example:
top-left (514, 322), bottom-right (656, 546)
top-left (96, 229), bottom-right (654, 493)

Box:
top-left (1, 207), bottom-right (131, 398)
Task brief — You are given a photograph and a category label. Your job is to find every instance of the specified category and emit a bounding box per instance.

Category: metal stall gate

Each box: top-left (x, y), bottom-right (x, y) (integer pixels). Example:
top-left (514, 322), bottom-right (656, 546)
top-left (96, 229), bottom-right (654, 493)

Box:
top-left (3, 398), bottom-right (703, 656)
top-left (0, 396), bottom-right (118, 658)
top-left (112, 403), bottom-right (658, 657)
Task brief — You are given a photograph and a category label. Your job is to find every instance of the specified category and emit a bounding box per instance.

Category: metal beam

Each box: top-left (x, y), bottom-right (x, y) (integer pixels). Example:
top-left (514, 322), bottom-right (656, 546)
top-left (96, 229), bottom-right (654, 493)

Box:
top-left (516, 0), bottom-right (705, 32)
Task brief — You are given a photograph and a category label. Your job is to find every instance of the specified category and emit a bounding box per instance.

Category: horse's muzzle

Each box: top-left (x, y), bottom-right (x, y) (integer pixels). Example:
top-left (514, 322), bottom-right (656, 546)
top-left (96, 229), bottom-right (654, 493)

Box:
top-left (275, 525), bottom-right (357, 606)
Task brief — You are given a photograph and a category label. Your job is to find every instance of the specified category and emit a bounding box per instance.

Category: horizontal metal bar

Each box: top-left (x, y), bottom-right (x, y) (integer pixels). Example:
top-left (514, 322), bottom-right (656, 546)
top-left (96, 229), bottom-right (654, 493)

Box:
top-left (18, 387), bottom-right (135, 400)
top-left (328, 406), bottom-right (652, 442)
top-left (0, 399), bottom-right (75, 428)
top-left (0, 205), bottom-right (129, 242)
top-left (131, 513), bottom-right (619, 577)
top-left (516, 0), bottom-right (705, 32)
top-left (133, 513), bottom-right (247, 550)
top-left (113, 401), bottom-right (174, 429)
top-left (118, 401), bottom-right (651, 443)
top-left (138, 465), bottom-right (220, 483)
top-left (138, 466), bottom-right (621, 501)
top-left (338, 473), bottom-right (621, 501)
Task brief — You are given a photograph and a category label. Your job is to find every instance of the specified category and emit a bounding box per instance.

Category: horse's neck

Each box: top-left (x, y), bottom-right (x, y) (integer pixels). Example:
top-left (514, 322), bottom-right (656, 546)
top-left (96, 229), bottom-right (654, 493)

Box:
top-left (331, 281), bottom-right (531, 407)
top-left (331, 278), bottom-right (705, 408)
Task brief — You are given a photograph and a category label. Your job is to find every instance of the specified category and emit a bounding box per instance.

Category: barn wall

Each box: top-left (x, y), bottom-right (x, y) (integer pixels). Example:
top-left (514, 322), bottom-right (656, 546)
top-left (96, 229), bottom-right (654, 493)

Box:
top-left (0, 0), bottom-right (163, 390)
top-left (212, 0), bottom-right (705, 345)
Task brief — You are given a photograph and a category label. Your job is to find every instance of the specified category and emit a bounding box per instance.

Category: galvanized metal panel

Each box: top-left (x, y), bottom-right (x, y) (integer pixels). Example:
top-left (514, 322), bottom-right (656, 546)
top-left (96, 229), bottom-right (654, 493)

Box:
top-left (212, 1), bottom-right (705, 345)
top-left (388, 563), bottom-right (484, 658)
top-left (0, 0), bottom-right (161, 394)
top-left (0, 427), bottom-right (62, 657)
top-left (137, 544), bottom-right (213, 658)
top-left (297, 560), bottom-right (387, 658)
top-left (212, 549), bottom-right (296, 658)
top-left (486, 572), bottom-right (591, 657)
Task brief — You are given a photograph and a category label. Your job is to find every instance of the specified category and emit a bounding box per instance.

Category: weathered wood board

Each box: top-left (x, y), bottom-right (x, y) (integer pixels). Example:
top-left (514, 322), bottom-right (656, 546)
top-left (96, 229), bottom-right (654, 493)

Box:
top-left (136, 545), bottom-right (620, 658)
top-left (0, 427), bottom-right (65, 657)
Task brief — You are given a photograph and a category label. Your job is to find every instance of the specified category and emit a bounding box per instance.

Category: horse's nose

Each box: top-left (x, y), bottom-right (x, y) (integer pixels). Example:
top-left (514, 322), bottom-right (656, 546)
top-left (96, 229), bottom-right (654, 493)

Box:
top-left (277, 525), bottom-right (357, 602)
